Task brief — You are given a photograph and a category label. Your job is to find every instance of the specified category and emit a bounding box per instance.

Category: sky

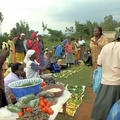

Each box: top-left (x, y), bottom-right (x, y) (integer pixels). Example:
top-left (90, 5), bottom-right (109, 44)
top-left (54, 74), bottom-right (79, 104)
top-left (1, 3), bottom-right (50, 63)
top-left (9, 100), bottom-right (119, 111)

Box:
top-left (0, 0), bottom-right (120, 34)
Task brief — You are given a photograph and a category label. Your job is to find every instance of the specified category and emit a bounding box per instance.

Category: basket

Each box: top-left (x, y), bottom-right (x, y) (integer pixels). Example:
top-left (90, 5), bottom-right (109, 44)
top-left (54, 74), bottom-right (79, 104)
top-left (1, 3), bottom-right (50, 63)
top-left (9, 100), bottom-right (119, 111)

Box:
top-left (43, 84), bottom-right (65, 97)
top-left (8, 78), bottom-right (43, 100)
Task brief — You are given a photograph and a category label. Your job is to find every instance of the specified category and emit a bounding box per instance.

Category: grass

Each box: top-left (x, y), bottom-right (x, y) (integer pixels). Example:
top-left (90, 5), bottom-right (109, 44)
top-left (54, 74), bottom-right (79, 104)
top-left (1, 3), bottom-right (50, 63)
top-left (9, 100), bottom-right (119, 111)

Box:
top-left (55, 65), bottom-right (91, 120)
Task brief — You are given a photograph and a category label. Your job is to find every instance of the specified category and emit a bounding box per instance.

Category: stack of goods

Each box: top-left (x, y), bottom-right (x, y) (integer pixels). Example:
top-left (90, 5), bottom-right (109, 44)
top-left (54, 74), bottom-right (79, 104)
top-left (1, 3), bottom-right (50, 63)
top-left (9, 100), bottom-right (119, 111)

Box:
top-left (66, 85), bottom-right (85, 116)
top-left (54, 66), bottom-right (84, 79)
top-left (7, 91), bottom-right (57, 120)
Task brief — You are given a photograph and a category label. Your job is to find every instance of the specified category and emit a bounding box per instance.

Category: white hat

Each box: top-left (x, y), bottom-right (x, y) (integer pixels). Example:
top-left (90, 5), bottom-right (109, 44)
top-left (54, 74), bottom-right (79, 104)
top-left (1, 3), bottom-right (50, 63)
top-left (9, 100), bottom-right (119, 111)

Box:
top-left (24, 50), bottom-right (35, 64)
top-left (21, 33), bottom-right (25, 36)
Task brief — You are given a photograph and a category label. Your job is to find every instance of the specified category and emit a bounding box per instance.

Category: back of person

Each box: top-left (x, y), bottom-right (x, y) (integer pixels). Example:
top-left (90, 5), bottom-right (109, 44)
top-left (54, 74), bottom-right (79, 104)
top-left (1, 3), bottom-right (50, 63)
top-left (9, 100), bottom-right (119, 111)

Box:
top-left (98, 42), bottom-right (120, 85)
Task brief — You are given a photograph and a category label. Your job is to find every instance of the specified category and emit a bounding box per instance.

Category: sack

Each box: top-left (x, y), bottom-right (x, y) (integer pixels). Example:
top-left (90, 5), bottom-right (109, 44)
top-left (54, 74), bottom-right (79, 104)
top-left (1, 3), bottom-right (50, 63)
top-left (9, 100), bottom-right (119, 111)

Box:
top-left (93, 67), bottom-right (102, 94)
top-left (107, 99), bottom-right (120, 120)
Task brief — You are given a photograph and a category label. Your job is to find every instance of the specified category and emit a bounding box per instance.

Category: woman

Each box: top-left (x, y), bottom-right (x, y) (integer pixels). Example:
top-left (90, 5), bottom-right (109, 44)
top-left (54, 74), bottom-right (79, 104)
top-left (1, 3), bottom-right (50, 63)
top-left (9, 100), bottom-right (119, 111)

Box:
top-left (92, 27), bottom-right (120, 120)
top-left (27, 33), bottom-right (41, 65)
top-left (65, 38), bottom-right (74, 68)
top-left (8, 34), bottom-right (13, 65)
top-left (24, 50), bottom-right (51, 79)
top-left (74, 39), bottom-right (81, 65)
top-left (90, 27), bottom-right (109, 78)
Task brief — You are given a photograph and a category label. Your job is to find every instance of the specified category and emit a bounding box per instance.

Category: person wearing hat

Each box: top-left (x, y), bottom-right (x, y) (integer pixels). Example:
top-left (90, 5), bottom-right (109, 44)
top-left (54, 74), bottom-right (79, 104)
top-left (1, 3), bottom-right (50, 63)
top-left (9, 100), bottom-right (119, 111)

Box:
top-left (37, 34), bottom-right (45, 67)
top-left (92, 27), bottom-right (120, 120)
top-left (14, 33), bottom-right (25, 63)
top-left (24, 50), bottom-right (52, 79)
top-left (27, 33), bottom-right (41, 65)
top-left (8, 34), bottom-right (13, 65)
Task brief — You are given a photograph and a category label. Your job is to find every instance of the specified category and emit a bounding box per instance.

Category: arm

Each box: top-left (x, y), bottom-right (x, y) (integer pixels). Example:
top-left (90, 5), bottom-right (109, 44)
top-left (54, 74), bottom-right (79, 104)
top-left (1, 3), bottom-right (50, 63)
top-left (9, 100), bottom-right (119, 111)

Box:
top-left (0, 48), bottom-right (10, 68)
top-left (97, 48), bottom-right (103, 67)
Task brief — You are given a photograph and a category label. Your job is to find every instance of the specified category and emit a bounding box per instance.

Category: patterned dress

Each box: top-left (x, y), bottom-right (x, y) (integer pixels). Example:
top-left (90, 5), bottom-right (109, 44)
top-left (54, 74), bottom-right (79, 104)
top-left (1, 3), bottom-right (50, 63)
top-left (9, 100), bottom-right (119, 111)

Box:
top-left (90, 35), bottom-right (109, 79)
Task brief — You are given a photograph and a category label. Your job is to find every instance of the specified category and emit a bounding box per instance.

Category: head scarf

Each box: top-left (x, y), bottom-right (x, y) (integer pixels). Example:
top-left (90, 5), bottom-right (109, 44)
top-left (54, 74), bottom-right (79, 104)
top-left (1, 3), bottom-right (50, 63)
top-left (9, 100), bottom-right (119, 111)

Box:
top-left (21, 33), bottom-right (25, 37)
top-left (115, 27), bottom-right (120, 40)
top-left (24, 50), bottom-right (35, 64)
top-left (32, 33), bottom-right (36, 38)
top-left (37, 33), bottom-right (41, 36)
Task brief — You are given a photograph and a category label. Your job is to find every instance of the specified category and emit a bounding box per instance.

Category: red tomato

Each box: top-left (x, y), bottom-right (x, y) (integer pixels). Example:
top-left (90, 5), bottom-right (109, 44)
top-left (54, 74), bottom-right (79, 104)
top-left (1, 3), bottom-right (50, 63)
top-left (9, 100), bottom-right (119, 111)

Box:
top-left (26, 107), bottom-right (32, 112)
top-left (24, 108), bottom-right (27, 112)
top-left (39, 105), bottom-right (43, 109)
top-left (41, 82), bottom-right (46, 87)
top-left (43, 99), bottom-right (48, 104)
top-left (48, 108), bottom-right (54, 115)
top-left (46, 102), bottom-right (52, 107)
top-left (42, 107), bottom-right (48, 113)
top-left (40, 96), bottom-right (44, 100)
top-left (18, 111), bottom-right (24, 117)
top-left (40, 101), bottom-right (45, 108)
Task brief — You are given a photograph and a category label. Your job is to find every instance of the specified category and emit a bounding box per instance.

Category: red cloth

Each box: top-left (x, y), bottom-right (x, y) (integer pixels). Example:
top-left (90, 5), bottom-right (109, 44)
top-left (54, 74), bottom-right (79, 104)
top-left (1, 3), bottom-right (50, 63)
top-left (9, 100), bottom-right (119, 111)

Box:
top-left (65, 43), bottom-right (73, 53)
top-left (27, 40), bottom-right (41, 65)
top-left (32, 33), bottom-right (36, 38)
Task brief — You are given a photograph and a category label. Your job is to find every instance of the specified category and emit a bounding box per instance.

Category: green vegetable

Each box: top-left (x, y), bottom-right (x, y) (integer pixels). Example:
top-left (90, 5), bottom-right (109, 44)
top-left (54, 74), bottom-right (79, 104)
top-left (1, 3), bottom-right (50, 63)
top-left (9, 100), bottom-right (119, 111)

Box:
top-left (7, 104), bottom-right (22, 113)
top-left (19, 94), bottom-right (36, 104)
top-left (28, 98), bottom-right (40, 108)
top-left (18, 82), bottom-right (39, 87)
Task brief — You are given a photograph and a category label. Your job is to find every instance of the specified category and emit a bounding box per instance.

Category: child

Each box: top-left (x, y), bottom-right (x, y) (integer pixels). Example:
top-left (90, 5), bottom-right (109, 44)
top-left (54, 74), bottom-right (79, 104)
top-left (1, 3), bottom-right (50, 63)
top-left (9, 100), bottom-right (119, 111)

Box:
top-left (65, 38), bottom-right (74, 68)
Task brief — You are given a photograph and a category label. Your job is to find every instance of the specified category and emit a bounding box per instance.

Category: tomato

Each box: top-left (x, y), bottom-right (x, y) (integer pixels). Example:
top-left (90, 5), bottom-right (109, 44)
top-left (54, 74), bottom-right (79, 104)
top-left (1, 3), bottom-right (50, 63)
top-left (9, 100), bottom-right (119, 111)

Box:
top-left (24, 108), bottom-right (27, 112)
top-left (46, 102), bottom-right (52, 107)
top-left (48, 108), bottom-right (54, 115)
top-left (42, 107), bottom-right (48, 113)
top-left (39, 105), bottom-right (43, 109)
top-left (40, 96), bottom-right (44, 100)
top-left (41, 82), bottom-right (46, 87)
top-left (26, 107), bottom-right (32, 112)
top-left (18, 111), bottom-right (24, 117)
top-left (40, 101), bottom-right (45, 108)
top-left (43, 99), bottom-right (48, 104)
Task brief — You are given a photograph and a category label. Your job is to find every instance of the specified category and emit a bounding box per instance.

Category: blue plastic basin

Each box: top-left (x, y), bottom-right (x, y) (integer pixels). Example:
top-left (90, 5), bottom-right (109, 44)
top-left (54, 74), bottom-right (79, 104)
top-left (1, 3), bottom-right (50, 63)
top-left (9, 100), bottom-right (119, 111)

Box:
top-left (8, 78), bottom-right (43, 100)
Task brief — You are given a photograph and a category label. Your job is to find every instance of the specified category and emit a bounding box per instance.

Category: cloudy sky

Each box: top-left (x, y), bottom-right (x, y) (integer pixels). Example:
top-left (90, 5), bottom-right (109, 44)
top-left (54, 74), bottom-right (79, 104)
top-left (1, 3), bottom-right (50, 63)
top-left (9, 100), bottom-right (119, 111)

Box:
top-left (0, 0), bottom-right (120, 34)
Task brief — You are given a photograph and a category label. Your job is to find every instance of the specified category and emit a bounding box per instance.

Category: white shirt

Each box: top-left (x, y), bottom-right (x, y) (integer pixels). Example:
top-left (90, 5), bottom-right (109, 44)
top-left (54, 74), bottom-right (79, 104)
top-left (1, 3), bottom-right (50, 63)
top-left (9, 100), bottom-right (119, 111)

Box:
top-left (97, 42), bottom-right (120, 85)
top-left (26, 60), bottom-right (41, 79)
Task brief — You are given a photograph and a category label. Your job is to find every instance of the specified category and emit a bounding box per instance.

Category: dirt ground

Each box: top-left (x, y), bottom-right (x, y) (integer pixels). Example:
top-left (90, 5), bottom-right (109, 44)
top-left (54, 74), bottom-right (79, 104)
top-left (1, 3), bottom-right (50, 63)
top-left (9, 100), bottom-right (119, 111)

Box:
top-left (74, 87), bottom-right (96, 120)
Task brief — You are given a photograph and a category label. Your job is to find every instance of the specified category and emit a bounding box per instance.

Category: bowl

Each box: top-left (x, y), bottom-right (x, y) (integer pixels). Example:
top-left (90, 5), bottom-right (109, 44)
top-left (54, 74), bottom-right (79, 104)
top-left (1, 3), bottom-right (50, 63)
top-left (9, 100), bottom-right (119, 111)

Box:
top-left (8, 78), bottom-right (43, 100)
top-left (43, 84), bottom-right (65, 97)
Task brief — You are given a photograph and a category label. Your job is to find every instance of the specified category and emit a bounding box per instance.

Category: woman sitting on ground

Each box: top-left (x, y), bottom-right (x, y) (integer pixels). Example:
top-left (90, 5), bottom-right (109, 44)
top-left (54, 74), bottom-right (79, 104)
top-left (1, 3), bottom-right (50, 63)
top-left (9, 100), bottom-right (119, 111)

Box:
top-left (24, 50), bottom-right (52, 79)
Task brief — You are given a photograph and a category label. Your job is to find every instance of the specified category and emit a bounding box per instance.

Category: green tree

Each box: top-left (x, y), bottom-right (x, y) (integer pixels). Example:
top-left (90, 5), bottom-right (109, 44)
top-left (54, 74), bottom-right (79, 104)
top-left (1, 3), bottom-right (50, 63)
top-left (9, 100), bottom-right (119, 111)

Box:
top-left (101, 15), bottom-right (118, 31)
top-left (10, 21), bottom-right (38, 38)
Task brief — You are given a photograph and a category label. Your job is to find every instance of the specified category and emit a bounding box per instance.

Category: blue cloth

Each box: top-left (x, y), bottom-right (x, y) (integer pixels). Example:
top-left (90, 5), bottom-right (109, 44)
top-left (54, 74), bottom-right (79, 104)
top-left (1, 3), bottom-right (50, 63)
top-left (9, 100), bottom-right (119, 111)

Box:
top-left (55, 45), bottom-right (65, 59)
top-left (40, 54), bottom-right (45, 67)
top-left (62, 39), bottom-right (68, 47)
top-left (107, 99), bottom-right (120, 120)
top-left (93, 67), bottom-right (102, 94)
top-left (48, 62), bottom-right (61, 73)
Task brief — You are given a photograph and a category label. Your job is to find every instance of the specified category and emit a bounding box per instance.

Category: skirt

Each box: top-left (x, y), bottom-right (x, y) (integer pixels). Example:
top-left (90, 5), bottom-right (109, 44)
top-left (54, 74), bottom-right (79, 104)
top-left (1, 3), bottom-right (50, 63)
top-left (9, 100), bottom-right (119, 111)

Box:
top-left (16, 52), bottom-right (25, 63)
top-left (66, 53), bottom-right (74, 64)
top-left (92, 84), bottom-right (120, 120)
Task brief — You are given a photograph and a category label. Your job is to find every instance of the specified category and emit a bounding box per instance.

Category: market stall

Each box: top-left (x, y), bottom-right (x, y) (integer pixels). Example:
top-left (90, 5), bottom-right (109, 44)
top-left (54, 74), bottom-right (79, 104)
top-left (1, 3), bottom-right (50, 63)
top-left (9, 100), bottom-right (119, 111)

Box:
top-left (0, 90), bottom-right (71, 120)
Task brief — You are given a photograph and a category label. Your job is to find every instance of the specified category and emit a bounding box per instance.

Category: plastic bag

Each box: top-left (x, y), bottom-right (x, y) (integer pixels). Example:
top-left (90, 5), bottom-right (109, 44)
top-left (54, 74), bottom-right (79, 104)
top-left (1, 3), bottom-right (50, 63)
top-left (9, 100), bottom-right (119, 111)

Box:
top-left (107, 99), bottom-right (120, 120)
top-left (28, 98), bottom-right (40, 108)
top-left (93, 67), bottom-right (102, 94)
top-left (7, 104), bottom-right (22, 113)
top-left (19, 94), bottom-right (36, 104)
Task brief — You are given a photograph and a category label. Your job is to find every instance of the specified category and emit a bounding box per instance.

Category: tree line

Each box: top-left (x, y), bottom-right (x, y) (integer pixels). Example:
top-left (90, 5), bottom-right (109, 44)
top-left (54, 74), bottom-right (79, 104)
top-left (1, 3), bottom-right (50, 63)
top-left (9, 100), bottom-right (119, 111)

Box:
top-left (0, 11), bottom-right (120, 49)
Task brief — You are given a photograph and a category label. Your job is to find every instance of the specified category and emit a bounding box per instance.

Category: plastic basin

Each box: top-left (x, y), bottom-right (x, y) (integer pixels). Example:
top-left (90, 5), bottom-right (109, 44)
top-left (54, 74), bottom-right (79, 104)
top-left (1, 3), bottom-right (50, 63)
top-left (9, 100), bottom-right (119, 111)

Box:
top-left (8, 78), bottom-right (43, 100)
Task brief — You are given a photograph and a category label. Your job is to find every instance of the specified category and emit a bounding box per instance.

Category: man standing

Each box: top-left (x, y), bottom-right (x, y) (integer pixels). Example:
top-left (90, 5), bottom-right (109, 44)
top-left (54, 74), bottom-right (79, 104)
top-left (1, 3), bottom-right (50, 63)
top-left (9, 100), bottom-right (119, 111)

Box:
top-left (37, 34), bottom-right (45, 67)
top-left (14, 33), bottom-right (25, 63)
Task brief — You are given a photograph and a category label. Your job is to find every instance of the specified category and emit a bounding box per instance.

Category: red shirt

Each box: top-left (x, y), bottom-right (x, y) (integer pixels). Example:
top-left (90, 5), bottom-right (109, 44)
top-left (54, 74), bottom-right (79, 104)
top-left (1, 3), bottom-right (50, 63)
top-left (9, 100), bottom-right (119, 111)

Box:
top-left (65, 43), bottom-right (73, 53)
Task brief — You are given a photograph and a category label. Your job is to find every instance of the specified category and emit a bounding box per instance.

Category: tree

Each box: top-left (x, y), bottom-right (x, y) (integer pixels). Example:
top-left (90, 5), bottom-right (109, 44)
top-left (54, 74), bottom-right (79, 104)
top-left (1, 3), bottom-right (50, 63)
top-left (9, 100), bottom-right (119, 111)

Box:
top-left (101, 15), bottom-right (118, 31)
top-left (10, 21), bottom-right (38, 38)
top-left (0, 12), bottom-right (3, 23)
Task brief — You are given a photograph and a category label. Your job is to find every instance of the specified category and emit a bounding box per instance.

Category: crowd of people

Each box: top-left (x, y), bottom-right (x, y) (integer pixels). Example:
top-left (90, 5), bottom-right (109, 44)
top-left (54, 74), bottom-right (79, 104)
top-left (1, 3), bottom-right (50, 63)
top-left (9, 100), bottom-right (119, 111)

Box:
top-left (0, 32), bottom-right (86, 107)
top-left (1, 26), bottom-right (120, 120)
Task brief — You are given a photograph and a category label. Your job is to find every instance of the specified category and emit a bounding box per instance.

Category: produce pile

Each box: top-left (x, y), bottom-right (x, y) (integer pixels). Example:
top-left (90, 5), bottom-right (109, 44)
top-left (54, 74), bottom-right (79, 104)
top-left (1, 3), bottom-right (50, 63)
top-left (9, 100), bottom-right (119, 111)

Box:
top-left (7, 91), bottom-right (58, 120)
top-left (66, 85), bottom-right (85, 116)
top-left (53, 66), bottom-right (84, 79)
